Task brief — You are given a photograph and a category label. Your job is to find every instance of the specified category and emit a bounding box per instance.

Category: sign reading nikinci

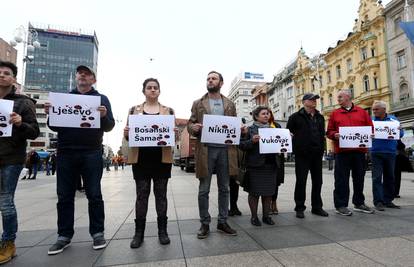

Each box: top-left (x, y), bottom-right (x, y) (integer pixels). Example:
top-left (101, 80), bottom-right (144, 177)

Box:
top-left (339, 126), bottom-right (372, 148)
top-left (259, 128), bottom-right (292, 153)
top-left (0, 99), bottom-right (14, 137)
top-left (128, 115), bottom-right (175, 147)
top-left (48, 92), bottom-right (101, 128)
top-left (201, 114), bottom-right (241, 145)
top-left (373, 121), bottom-right (400, 140)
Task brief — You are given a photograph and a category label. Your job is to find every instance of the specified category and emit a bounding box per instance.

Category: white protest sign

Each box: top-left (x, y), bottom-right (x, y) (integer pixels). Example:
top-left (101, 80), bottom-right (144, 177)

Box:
top-left (339, 126), bottom-right (372, 148)
top-left (373, 121), bottom-right (400, 140)
top-left (0, 99), bottom-right (14, 137)
top-left (48, 92), bottom-right (101, 128)
top-left (200, 114), bottom-right (241, 145)
top-left (128, 115), bottom-right (175, 147)
top-left (259, 128), bottom-right (292, 153)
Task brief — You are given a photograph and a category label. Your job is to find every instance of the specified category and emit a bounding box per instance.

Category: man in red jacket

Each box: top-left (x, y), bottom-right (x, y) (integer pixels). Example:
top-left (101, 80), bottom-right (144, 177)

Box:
top-left (326, 89), bottom-right (374, 216)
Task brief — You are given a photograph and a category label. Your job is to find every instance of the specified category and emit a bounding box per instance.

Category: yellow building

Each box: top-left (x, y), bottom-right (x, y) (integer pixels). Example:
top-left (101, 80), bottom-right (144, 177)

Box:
top-left (294, 0), bottom-right (391, 123)
top-left (293, 0), bottom-right (391, 150)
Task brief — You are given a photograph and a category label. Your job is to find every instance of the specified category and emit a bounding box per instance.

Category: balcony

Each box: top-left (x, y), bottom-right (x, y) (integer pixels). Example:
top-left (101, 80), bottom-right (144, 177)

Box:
top-left (391, 98), bottom-right (414, 113)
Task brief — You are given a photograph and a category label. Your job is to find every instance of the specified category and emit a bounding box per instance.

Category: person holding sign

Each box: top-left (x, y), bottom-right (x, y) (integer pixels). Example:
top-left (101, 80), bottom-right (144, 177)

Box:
top-left (123, 78), bottom-right (174, 249)
top-left (371, 101), bottom-right (403, 211)
top-left (327, 89), bottom-right (374, 216)
top-left (287, 93), bottom-right (328, 219)
top-left (240, 106), bottom-right (283, 226)
top-left (45, 65), bottom-right (115, 255)
top-left (0, 61), bottom-right (39, 264)
top-left (188, 71), bottom-right (238, 239)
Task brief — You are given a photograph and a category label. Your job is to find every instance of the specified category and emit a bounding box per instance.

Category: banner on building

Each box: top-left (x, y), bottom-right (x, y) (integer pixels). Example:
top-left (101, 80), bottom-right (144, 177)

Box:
top-left (373, 121), bottom-right (400, 140)
top-left (339, 126), bottom-right (372, 148)
top-left (0, 99), bottom-right (14, 137)
top-left (128, 115), bottom-right (175, 147)
top-left (48, 92), bottom-right (101, 128)
top-left (201, 114), bottom-right (241, 145)
top-left (258, 128), bottom-right (292, 153)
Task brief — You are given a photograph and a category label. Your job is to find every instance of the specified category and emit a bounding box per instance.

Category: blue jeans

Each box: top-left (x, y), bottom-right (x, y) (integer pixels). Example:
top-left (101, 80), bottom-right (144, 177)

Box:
top-left (371, 153), bottom-right (396, 205)
top-left (56, 150), bottom-right (104, 239)
top-left (0, 164), bottom-right (23, 241)
top-left (333, 152), bottom-right (366, 208)
top-left (198, 146), bottom-right (230, 225)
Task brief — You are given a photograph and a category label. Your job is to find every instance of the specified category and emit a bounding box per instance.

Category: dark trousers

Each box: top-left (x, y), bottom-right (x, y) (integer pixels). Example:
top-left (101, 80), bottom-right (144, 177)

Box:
top-left (135, 178), bottom-right (168, 219)
top-left (371, 153), bottom-right (395, 205)
top-left (294, 154), bottom-right (323, 211)
top-left (56, 150), bottom-right (104, 239)
top-left (333, 152), bottom-right (366, 208)
top-left (229, 177), bottom-right (239, 210)
top-left (394, 168), bottom-right (401, 197)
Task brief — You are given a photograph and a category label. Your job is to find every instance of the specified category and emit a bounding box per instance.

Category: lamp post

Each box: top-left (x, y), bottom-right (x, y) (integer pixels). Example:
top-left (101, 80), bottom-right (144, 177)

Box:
top-left (307, 55), bottom-right (328, 90)
top-left (9, 25), bottom-right (41, 87)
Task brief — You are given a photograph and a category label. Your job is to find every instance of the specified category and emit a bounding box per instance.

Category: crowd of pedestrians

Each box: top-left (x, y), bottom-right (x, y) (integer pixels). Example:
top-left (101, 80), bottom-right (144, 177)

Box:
top-left (0, 62), bottom-right (412, 265)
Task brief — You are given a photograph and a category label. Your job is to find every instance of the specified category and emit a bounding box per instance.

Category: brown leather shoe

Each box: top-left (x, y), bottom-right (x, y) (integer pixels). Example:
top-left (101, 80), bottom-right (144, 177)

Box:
top-left (0, 241), bottom-right (16, 264)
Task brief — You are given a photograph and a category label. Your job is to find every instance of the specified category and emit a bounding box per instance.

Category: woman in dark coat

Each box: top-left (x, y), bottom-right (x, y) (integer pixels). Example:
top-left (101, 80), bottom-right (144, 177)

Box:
top-left (240, 106), bottom-right (282, 226)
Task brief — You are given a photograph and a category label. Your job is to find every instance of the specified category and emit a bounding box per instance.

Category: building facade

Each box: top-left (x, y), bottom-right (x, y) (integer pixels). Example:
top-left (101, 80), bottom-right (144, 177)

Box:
top-left (267, 59), bottom-right (297, 121)
top-left (385, 0), bottom-right (414, 148)
top-left (227, 72), bottom-right (266, 123)
top-left (24, 23), bottom-right (98, 92)
top-left (0, 38), bottom-right (17, 63)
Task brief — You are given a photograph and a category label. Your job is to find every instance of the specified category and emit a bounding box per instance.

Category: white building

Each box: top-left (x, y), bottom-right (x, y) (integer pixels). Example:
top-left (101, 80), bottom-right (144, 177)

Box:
top-left (267, 59), bottom-right (297, 121)
top-left (23, 88), bottom-right (57, 150)
top-left (227, 72), bottom-right (267, 123)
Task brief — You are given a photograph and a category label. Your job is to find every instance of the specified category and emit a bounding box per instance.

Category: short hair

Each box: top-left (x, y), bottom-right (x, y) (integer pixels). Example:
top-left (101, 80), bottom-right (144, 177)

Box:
top-left (338, 89), bottom-right (352, 97)
top-left (252, 106), bottom-right (269, 121)
top-left (0, 61), bottom-right (18, 77)
top-left (373, 100), bottom-right (387, 109)
top-left (208, 71), bottom-right (223, 82)
top-left (142, 78), bottom-right (160, 93)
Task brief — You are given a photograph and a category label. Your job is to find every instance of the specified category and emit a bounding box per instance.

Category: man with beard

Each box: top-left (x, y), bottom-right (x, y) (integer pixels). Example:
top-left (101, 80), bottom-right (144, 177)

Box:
top-left (188, 71), bottom-right (239, 239)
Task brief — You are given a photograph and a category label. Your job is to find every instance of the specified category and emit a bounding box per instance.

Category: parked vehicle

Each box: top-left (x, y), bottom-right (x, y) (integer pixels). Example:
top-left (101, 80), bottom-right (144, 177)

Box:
top-left (179, 127), bottom-right (196, 172)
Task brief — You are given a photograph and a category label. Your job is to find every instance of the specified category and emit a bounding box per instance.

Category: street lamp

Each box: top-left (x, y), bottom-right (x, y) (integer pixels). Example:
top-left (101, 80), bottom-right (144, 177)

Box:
top-left (9, 25), bottom-right (41, 86)
top-left (306, 55), bottom-right (328, 89)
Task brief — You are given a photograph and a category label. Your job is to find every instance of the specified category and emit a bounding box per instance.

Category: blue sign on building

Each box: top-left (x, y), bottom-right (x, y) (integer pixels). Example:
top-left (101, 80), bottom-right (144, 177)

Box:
top-left (244, 72), bottom-right (264, 80)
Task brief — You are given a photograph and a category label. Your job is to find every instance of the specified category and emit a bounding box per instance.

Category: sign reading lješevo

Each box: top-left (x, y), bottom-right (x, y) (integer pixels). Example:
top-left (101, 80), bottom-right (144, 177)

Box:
top-left (48, 92), bottom-right (101, 128)
top-left (201, 114), bottom-right (241, 145)
top-left (339, 126), bottom-right (372, 148)
top-left (258, 128), bottom-right (292, 153)
top-left (373, 121), bottom-right (400, 140)
top-left (128, 115), bottom-right (175, 147)
top-left (0, 99), bottom-right (14, 137)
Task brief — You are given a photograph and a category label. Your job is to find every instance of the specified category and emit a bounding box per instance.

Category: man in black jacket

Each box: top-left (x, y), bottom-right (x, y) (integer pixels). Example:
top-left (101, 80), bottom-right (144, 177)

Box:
top-left (287, 93), bottom-right (328, 218)
top-left (45, 65), bottom-right (115, 255)
top-left (0, 61), bottom-right (39, 264)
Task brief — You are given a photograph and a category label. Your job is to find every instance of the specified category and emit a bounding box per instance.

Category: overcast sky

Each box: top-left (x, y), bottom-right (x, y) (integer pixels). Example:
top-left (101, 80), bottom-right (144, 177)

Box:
top-left (2, 0), bottom-right (392, 150)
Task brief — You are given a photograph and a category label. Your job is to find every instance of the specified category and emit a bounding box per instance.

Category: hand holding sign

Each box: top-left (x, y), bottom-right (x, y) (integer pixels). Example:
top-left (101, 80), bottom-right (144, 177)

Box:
top-left (0, 99), bottom-right (14, 137)
top-left (258, 128), bottom-right (292, 153)
top-left (339, 126), bottom-right (372, 148)
top-left (200, 115), bottom-right (241, 145)
top-left (373, 121), bottom-right (400, 140)
top-left (128, 115), bottom-right (175, 147)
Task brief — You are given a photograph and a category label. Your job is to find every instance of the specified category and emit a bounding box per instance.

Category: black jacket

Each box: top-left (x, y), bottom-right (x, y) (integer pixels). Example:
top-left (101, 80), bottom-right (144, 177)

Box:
top-left (0, 88), bottom-right (40, 166)
top-left (286, 108), bottom-right (325, 156)
top-left (239, 124), bottom-right (284, 170)
top-left (48, 88), bottom-right (115, 151)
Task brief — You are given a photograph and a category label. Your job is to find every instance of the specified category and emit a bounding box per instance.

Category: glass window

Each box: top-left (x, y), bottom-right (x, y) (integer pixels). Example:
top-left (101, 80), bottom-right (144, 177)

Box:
top-left (363, 75), bottom-right (370, 92)
top-left (394, 17), bottom-right (402, 35)
top-left (361, 47), bottom-right (368, 61)
top-left (373, 76), bottom-right (378, 90)
top-left (400, 83), bottom-right (409, 101)
top-left (371, 48), bottom-right (376, 57)
top-left (328, 94), bottom-right (333, 106)
top-left (327, 71), bottom-right (332, 83)
top-left (336, 65), bottom-right (341, 79)
top-left (397, 50), bottom-right (407, 70)
top-left (347, 58), bottom-right (353, 72)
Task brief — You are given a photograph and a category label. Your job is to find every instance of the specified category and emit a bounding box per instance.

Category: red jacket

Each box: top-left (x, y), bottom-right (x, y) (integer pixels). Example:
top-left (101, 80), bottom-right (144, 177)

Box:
top-left (326, 104), bottom-right (373, 154)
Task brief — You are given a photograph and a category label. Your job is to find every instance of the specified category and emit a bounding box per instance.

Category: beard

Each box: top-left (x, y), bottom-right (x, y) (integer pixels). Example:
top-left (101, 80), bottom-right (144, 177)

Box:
top-left (207, 85), bottom-right (220, 93)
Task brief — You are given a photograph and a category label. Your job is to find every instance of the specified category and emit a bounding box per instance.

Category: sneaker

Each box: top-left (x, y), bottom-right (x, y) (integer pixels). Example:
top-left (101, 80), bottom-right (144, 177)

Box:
top-left (296, 210), bottom-right (305, 219)
top-left (217, 223), bottom-right (237, 236)
top-left (335, 207), bottom-right (352, 216)
top-left (385, 202), bottom-right (401, 209)
top-left (228, 208), bottom-right (242, 216)
top-left (197, 224), bottom-right (210, 239)
top-left (48, 239), bottom-right (71, 255)
top-left (92, 235), bottom-right (107, 250)
top-left (375, 202), bottom-right (385, 211)
top-left (311, 208), bottom-right (329, 217)
top-left (354, 204), bottom-right (375, 214)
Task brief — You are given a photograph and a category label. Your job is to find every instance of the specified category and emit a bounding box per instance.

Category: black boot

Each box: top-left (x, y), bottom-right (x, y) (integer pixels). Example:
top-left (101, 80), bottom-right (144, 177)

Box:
top-left (157, 216), bottom-right (170, 245)
top-left (130, 218), bottom-right (145, 249)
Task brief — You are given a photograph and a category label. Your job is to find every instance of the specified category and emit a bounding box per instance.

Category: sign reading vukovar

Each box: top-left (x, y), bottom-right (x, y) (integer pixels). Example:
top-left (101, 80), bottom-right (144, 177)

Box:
top-left (128, 115), bottom-right (175, 147)
top-left (48, 92), bottom-right (101, 128)
top-left (373, 121), bottom-right (400, 140)
top-left (0, 99), bottom-right (14, 137)
top-left (201, 115), bottom-right (241, 145)
top-left (259, 128), bottom-right (292, 153)
top-left (244, 72), bottom-right (264, 80)
top-left (339, 126), bottom-right (372, 148)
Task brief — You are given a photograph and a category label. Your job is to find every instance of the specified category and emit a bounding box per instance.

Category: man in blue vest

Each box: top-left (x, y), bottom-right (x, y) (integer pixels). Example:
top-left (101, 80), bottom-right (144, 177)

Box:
top-left (371, 100), bottom-right (403, 211)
